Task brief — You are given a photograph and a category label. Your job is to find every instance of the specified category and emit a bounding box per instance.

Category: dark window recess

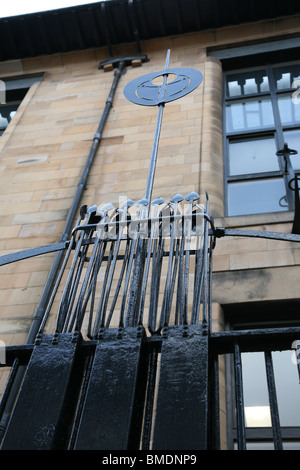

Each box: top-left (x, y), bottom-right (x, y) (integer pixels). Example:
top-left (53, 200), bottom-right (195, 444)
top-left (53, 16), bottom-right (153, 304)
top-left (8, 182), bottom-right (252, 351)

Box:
top-left (0, 76), bottom-right (42, 137)
top-left (224, 62), bottom-right (300, 216)
top-left (0, 102), bottom-right (20, 136)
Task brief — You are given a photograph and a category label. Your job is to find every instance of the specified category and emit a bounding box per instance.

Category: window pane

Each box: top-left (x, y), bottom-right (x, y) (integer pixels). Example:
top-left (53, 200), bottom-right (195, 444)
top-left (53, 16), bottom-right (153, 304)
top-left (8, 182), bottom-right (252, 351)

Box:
top-left (228, 178), bottom-right (287, 216)
top-left (278, 94), bottom-right (300, 125)
top-left (226, 70), bottom-right (269, 98)
top-left (274, 64), bottom-right (300, 90)
top-left (242, 352), bottom-right (271, 427)
top-left (283, 130), bottom-right (300, 170)
top-left (229, 137), bottom-right (278, 176)
top-left (241, 350), bottom-right (300, 439)
top-left (226, 98), bottom-right (274, 133)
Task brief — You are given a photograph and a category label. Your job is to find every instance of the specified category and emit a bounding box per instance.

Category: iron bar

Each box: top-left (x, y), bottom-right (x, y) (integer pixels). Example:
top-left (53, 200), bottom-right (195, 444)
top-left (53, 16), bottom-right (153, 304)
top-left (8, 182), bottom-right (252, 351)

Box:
top-left (175, 222), bottom-right (185, 326)
top-left (58, 220), bottom-right (96, 333)
top-left (71, 237), bottom-right (104, 333)
top-left (105, 239), bottom-right (132, 329)
top-left (144, 49), bottom-right (169, 203)
top-left (201, 194), bottom-right (210, 327)
top-left (148, 225), bottom-right (165, 334)
top-left (264, 351), bottom-right (283, 450)
top-left (141, 345), bottom-right (159, 450)
top-left (0, 359), bottom-right (20, 428)
top-left (145, 104), bottom-right (164, 202)
top-left (160, 195), bottom-right (182, 328)
top-left (209, 355), bottom-right (220, 450)
top-left (214, 228), bottom-right (300, 243)
top-left (0, 241), bottom-right (68, 267)
top-left (183, 193), bottom-right (199, 325)
top-left (233, 342), bottom-right (246, 450)
top-left (211, 327), bottom-right (300, 355)
top-left (98, 202), bottom-right (134, 329)
top-left (139, 198), bottom-right (164, 326)
top-left (124, 199), bottom-right (149, 328)
top-left (191, 212), bottom-right (205, 325)
top-left (87, 240), bottom-right (108, 336)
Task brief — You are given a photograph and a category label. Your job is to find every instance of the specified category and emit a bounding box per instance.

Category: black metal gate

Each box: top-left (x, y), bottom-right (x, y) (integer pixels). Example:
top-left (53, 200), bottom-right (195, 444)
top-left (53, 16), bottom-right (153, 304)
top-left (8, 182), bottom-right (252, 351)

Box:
top-left (0, 198), bottom-right (300, 450)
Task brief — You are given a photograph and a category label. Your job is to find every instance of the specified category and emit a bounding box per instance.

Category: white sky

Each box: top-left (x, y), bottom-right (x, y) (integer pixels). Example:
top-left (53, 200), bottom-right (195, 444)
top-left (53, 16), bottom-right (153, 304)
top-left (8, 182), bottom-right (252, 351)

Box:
top-left (0, 1), bottom-right (105, 18)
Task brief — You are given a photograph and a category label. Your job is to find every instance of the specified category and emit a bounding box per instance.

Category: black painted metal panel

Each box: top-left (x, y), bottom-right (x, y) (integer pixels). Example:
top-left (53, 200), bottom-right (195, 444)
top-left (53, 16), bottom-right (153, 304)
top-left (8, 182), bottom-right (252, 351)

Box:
top-left (74, 327), bottom-right (144, 450)
top-left (1, 333), bottom-right (80, 450)
top-left (152, 325), bottom-right (208, 450)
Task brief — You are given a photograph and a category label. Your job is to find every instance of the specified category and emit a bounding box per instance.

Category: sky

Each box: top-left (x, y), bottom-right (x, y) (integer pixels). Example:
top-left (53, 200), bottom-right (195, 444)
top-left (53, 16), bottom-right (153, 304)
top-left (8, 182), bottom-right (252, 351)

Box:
top-left (0, 1), bottom-right (106, 18)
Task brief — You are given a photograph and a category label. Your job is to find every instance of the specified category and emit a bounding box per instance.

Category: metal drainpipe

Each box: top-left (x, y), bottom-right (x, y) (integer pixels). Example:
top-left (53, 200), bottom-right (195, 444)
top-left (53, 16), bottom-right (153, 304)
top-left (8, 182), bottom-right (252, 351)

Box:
top-left (0, 56), bottom-right (147, 442)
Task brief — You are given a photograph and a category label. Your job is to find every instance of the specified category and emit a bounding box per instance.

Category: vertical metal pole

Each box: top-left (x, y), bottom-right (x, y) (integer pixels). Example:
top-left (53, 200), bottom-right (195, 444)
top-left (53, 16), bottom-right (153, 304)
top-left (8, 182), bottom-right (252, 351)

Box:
top-left (233, 342), bottom-right (246, 450)
top-left (144, 50), bottom-right (170, 203)
top-left (209, 355), bottom-right (220, 450)
top-left (264, 351), bottom-right (283, 450)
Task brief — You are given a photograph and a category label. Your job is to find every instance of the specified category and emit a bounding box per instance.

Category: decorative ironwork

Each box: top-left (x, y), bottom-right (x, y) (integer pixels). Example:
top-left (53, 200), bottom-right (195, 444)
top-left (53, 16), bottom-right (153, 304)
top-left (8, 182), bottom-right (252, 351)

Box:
top-left (124, 49), bottom-right (203, 202)
top-left (39, 195), bottom-right (208, 339)
top-left (1, 51), bottom-right (300, 451)
top-left (277, 143), bottom-right (300, 234)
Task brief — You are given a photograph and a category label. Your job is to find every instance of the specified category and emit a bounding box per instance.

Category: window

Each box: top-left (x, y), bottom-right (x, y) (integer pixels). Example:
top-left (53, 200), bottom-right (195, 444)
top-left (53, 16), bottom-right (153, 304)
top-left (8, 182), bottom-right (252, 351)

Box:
top-left (224, 63), bottom-right (300, 216)
top-left (224, 302), bottom-right (300, 450)
top-left (0, 76), bottom-right (42, 137)
top-left (240, 350), bottom-right (300, 450)
top-left (0, 103), bottom-right (19, 136)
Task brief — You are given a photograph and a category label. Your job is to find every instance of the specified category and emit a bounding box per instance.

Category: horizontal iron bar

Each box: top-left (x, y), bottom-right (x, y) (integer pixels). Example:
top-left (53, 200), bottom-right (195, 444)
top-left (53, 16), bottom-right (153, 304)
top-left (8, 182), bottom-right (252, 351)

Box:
top-left (1, 225), bottom-right (299, 268)
top-left (0, 335), bottom-right (163, 367)
top-left (210, 327), bottom-right (300, 354)
top-left (71, 212), bottom-right (210, 234)
top-left (214, 228), bottom-right (300, 243)
top-left (3, 326), bottom-right (300, 367)
top-left (0, 241), bottom-right (69, 267)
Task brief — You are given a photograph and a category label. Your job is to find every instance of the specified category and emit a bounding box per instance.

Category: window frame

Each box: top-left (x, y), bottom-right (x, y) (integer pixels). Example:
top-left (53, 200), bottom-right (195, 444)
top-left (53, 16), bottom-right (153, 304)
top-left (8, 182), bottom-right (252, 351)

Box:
top-left (223, 61), bottom-right (300, 217)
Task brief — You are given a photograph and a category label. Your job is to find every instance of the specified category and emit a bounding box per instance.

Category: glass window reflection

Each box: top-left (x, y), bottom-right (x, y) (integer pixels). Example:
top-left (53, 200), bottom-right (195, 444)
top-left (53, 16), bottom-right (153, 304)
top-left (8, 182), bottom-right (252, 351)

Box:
top-left (241, 350), bottom-right (300, 428)
top-left (274, 64), bottom-right (300, 90)
top-left (278, 95), bottom-right (300, 125)
top-left (228, 178), bottom-right (288, 216)
top-left (226, 70), bottom-right (269, 98)
top-left (242, 352), bottom-right (271, 428)
top-left (229, 137), bottom-right (278, 176)
top-left (226, 98), bottom-right (274, 133)
top-left (225, 62), bottom-right (300, 216)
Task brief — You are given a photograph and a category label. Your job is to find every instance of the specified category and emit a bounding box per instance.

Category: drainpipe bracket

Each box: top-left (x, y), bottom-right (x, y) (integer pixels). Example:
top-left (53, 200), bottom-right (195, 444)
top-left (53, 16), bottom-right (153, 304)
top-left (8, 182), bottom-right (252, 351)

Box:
top-left (99, 54), bottom-right (149, 70)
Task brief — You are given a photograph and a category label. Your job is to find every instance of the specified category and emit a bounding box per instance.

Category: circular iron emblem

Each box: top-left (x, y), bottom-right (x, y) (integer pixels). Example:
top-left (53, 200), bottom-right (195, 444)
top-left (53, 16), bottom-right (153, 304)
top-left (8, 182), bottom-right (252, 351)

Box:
top-left (124, 67), bottom-right (203, 106)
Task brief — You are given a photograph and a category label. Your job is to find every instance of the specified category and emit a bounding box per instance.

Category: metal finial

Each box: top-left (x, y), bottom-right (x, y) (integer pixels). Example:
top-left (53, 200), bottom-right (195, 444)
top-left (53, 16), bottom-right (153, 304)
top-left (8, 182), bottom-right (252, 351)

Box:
top-left (123, 50), bottom-right (203, 203)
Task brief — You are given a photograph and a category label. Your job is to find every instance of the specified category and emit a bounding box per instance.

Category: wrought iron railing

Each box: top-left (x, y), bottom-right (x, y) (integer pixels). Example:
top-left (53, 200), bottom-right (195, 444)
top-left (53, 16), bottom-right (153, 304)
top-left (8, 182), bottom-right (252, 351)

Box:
top-left (0, 49), bottom-right (300, 450)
